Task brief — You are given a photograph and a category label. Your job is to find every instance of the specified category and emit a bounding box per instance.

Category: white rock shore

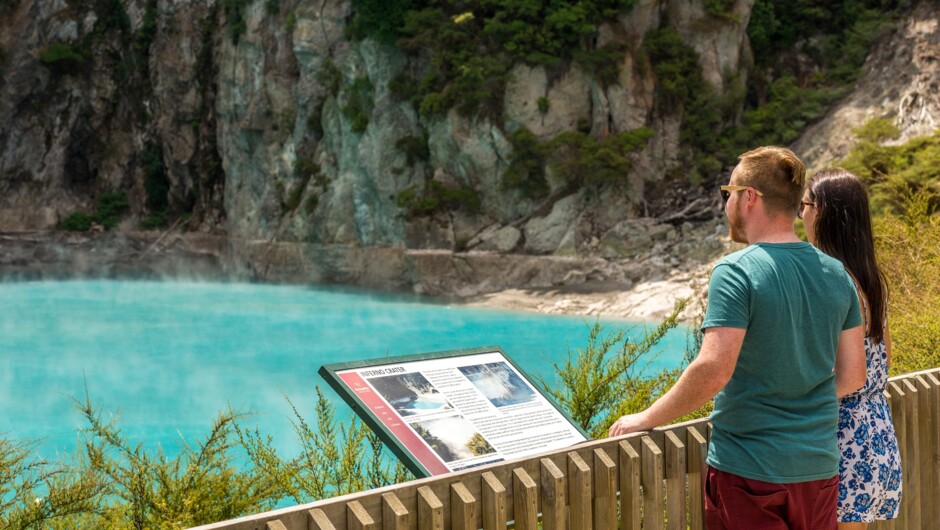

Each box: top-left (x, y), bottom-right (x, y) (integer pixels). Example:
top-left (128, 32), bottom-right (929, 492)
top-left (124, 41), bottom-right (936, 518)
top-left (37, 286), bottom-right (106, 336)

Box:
top-left (460, 258), bottom-right (716, 323)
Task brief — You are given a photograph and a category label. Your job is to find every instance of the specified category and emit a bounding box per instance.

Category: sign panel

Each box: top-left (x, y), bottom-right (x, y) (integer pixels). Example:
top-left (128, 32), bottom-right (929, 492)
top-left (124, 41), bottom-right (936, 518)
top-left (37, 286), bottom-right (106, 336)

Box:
top-left (319, 346), bottom-right (589, 477)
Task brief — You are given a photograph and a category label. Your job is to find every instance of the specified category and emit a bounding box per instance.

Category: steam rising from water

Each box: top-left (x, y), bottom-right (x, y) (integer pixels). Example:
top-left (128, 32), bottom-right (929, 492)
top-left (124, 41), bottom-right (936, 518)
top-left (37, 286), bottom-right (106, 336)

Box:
top-left (1, 280), bottom-right (687, 459)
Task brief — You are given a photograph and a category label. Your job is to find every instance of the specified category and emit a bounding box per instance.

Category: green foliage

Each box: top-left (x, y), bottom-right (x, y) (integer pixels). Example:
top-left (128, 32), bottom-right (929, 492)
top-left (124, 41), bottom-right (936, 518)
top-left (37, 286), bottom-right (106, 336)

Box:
top-left (0, 437), bottom-right (104, 530)
top-left (833, 125), bottom-right (940, 374)
top-left (642, 29), bottom-right (724, 181)
top-left (60, 212), bottom-right (93, 232)
top-left (502, 126), bottom-right (653, 198)
top-left (235, 388), bottom-right (410, 502)
top-left (61, 192), bottom-right (131, 232)
top-left (875, 184), bottom-right (940, 374)
top-left (341, 77), bottom-right (374, 133)
top-left (220, 0), bottom-right (254, 44)
top-left (841, 122), bottom-right (940, 215)
top-left (38, 43), bottom-right (86, 74)
top-left (265, 0), bottom-right (279, 16)
top-left (537, 299), bottom-right (711, 438)
top-left (93, 191), bottom-right (130, 230)
top-left (96, 0), bottom-right (132, 34)
top-left (395, 134), bottom-right (430, 166)
top-left (142, 143), bottom-right (169, 225)
top-left (348, 0), bottom-right (413, 43)
top-left (548, 128), bottom-right (654, 189)
top-left (704, 0), bottom-right (738, 20)
top-left (351, 0), bottom-right (636, 117)
top-left (396, 179), bottom-right (480, 218)
top-left (285, 12), bottom-right (297, 32)
top-left (736, 76), bottom-right (844, 148)
top-left (75, 391), bottom-right (280, 528)
top-left (573, 41), bottom-right (627, 87)
top-left (502, 127), bottom-right (548, 197)
top-left (537, 96), bottom-right (550, 114)
top-left (317, 59), bottom-right (342, 96)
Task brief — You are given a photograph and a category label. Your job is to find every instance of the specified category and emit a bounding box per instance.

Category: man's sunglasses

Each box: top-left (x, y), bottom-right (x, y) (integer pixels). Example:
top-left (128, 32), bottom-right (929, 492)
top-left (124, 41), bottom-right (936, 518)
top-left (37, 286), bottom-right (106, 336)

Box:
top-left (720, 185), bottom-right (764, 203)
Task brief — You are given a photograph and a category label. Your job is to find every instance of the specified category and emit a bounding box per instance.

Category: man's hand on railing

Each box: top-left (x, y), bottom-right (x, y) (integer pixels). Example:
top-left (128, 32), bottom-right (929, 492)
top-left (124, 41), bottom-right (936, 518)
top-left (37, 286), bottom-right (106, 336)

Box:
top-left (608, 412), bottom-right (653, 437)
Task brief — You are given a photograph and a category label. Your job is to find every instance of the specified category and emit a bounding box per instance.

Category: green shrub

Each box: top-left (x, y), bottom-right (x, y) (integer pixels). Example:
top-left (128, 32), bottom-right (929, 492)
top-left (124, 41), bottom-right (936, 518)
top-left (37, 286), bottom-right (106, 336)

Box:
top-left (835, 124), bottom-right (940, 374)
top-left (141, 143), bottom-right (169, 222)
top-left (537, 96), bottom-right (550, 114)
top-left (341, 77), bottom-right (374, 133)
top-left (60, 212), bottom-right (93, 232)
top-left (502, 126), bottom-right (653, 198)
top-left (38, 43), bottom-right (86, 74)
top-left (537, 299), bottom-right (712, 438)
top-left (394, 134), bottom-right (430, 166)
top-left (502, 127), bottom-right (548, 198)
top-left (92, 191), bottom-right (130, 230)
top-left (396, 179), bottom-right (480, 218)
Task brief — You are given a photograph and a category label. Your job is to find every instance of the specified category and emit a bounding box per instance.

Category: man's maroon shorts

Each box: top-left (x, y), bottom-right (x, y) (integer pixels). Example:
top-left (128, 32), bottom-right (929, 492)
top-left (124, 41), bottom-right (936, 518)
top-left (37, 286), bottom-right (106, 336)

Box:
top-left (704, 466), bottom-right (839, 530)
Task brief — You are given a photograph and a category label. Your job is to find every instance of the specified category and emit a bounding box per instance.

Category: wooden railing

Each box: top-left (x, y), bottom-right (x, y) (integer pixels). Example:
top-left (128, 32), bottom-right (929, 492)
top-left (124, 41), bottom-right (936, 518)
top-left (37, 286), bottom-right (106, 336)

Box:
top-left (192, 368), bottom-right (940, 530)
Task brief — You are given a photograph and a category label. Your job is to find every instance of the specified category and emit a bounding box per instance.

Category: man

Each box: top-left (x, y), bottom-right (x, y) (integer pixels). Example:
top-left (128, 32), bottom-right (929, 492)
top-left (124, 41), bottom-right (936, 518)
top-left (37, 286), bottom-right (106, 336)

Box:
top-left (609, 146), bottom-right (866, 530)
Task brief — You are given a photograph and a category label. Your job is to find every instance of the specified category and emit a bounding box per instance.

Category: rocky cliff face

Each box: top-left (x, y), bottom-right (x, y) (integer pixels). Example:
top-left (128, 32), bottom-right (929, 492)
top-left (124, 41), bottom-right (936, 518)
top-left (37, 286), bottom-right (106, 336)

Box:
top-left (792, 1), bottom-right (940, 171)
top-left (0, 0), bottom-right (752, 293)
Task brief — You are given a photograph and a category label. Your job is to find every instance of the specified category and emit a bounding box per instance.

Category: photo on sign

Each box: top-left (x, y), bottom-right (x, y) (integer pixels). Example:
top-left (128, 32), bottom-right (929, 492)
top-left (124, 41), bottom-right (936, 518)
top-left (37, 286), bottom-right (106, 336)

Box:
top-left (411, 416), bottom-right (496, 463)
top-left (368, 372), bottom-right (453, 417)
top-left (458, 361), bottom-right (537, 407)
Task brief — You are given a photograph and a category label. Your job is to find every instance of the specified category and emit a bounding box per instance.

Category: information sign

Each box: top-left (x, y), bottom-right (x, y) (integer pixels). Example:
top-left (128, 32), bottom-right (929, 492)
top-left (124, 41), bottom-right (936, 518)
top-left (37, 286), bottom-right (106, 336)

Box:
top-left (319, 346), bottom-right (589, 477)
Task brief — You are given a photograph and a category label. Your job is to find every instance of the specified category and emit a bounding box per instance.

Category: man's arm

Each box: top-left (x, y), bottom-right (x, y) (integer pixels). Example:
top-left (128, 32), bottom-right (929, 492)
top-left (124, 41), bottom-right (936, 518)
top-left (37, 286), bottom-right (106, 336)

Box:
top-left (835, 324), bottom-right (866, 397)
top-left (608, 326), bottom-right (743, 437)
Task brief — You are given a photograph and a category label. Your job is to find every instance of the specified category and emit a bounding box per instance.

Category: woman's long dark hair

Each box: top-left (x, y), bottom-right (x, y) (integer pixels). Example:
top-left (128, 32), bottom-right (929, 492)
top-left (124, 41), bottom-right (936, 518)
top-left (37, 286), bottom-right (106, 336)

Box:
top-left (807, 169), bottom-right (887, 342)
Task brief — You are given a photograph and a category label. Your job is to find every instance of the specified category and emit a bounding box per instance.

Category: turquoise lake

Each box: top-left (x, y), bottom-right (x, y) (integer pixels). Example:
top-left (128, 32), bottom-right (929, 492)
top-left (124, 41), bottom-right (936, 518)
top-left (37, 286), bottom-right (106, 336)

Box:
top-left (1, 280), bottom-right (689, 459)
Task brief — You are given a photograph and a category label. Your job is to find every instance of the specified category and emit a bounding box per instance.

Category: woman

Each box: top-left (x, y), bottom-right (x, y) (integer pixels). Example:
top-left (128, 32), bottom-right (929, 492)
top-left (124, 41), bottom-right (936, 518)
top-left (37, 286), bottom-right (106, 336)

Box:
top-left (800, 169), bottom-right (902, 528)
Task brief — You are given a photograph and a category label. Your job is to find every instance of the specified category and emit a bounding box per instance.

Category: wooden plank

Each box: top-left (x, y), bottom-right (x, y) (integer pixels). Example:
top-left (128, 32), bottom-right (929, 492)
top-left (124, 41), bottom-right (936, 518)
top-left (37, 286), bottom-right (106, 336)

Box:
top-left (539, 457), bottom-right (566, 530)
top-left (593, 448), bottom-right (618, 530)
top-left (382, 492), bottom-right (410, 530)
top-left (887, 381), bottom-right (907, 530)
top-left (308, 509), bottom-right (337, 530)
top-left (450, 482), bottom-right (476, 530)
top-left (926, 372), bottom-right (940, 526)
top-left (567, 450), bottom-right (593, 529)
top-left (481, 471), bottom-right (507, 530)
top-left (266, 521), bottom-right (288, 530)
top-left (348, 500), bottom-right (376, 530)
top-left (417, 486), bottom-right (443, 530)
top-left (686, 426), bottom-right (708, 530)
top-left (924, 369), bottom-right (940, 521)
top-left (641, 435), bottom-right (665, 530)
top-left (914, 375), bottom-right (935, 526)
top-left (512, 468), bottom-right (538, 530)
top-left (664, 431), bottom-right (687, 530)
top-left (619, 440), bottom-right (642, 530)
top-left (901, 378), bottom-right (921, 529)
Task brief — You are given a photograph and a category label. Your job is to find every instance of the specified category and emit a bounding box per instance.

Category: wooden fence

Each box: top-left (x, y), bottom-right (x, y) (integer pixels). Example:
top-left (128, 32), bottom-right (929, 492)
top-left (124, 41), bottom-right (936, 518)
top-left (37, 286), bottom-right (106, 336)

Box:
top-left (192, 367), bottom-right (940, 530)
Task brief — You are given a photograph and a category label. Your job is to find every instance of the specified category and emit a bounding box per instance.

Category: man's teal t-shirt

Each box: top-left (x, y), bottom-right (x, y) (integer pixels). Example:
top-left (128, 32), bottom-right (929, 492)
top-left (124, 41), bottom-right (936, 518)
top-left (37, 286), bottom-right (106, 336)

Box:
top-left (702, 242), bottom-right (862, 483)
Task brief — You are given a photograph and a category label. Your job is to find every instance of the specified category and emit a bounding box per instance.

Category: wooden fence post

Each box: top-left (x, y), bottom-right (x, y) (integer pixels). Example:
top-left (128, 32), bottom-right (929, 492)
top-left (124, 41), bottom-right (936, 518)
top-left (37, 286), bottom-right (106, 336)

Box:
top-left (665, 431), bottom-right (687, 530)
top-left (417, 486), bottom-right (443, 530)
top-left (348, 500), bottom-right (376, 530)
top-left (641, 436), bottom-right (665, 530)
top-left (619, 440), bottom-right (642, 530)
top-left (512, 468), bottom-right (538, 530)
top-left (382, 492), bottom-right (410, 530)
top-left (687, 426), bottom-right (708, 530)
top-left (593, 448), bottom-right (618, 529)
top-left (482, 471), bottom-right (507, 530)
top-left (540, 458), bottom-right (566, 530)
top-left (450, 482), bottom-right (477, 530)
top-left (308, 508), bottom-right (337, 530)
top-left (567, 451), bottom-right (593, 529)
